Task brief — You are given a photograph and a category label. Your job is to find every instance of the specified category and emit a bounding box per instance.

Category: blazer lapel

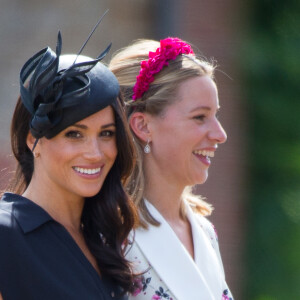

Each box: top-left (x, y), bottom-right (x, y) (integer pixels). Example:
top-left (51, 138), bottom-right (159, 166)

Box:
top-left (186, 203), bottom-right (224, 299)
top-left (134, 201), bottom-right (217, 300)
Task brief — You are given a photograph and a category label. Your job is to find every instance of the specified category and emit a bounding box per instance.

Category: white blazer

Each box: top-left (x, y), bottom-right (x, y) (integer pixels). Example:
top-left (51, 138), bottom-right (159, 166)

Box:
top-left (127, 200), bottom-right (233, 300)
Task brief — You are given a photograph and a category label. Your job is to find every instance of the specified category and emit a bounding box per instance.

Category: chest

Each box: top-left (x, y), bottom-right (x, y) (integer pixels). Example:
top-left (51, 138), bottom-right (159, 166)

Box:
top-left (67, 228), bottom-right (101, 276)
top-left (168, 219), bottom-right (195, 259)
top-left (1, 223), bottom-right (121, 300)
top-left (127, 217), bottom-right (225, 300)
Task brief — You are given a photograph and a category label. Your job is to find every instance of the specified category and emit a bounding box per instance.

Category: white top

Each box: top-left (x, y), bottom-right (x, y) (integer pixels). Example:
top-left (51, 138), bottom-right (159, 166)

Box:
top-left (127, 200), bottom-right (233, 300)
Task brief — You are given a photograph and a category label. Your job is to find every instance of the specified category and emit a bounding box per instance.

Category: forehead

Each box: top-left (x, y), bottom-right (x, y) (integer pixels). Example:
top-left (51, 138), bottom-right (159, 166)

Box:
top-left (177, 75), bottom-right (216, 96)
top-left (167, 76), bottom-right (219, 115)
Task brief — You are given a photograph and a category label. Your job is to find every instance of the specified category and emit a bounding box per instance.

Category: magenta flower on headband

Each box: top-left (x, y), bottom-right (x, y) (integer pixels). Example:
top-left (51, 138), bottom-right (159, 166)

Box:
top-left (132, 37), bottom-right (194, 100)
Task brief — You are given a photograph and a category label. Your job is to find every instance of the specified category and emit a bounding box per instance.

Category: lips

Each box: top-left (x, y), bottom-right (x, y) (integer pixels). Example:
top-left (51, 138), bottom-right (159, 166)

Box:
top-left (193, 149), bottom-right (216, 166)
top-left (73, 166), bottom-right (102, 175)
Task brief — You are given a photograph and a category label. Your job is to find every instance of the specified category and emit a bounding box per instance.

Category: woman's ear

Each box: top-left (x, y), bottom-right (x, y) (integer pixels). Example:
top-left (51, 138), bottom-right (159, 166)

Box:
top-left (129, 112), bottom-right (151, 143)
top-left (26, 132), bottom-right (40, 156)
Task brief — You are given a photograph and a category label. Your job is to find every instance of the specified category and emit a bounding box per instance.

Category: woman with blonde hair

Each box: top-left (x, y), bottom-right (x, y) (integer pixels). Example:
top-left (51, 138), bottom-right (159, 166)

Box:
top-left (109, 38), bottom-right (233, 300)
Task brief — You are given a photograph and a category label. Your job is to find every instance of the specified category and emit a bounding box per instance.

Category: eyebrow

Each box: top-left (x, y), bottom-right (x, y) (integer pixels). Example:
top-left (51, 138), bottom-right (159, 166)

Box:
top-left (72, 123), bottom-right (116, 129)
top-left (189, 106), bottom-right (220, 113)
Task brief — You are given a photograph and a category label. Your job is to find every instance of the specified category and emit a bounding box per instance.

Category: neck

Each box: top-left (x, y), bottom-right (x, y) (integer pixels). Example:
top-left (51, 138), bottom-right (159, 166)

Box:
top-left (143, 159), bottom-right (185, 222)
top-left (23, 172), bottom-right (84, 231)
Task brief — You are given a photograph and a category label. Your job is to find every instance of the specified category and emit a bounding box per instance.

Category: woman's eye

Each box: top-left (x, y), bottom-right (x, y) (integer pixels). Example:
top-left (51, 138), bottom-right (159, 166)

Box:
top-left (100, 130), bottom-right (115, 137)
top-left (65, 131), bottom-right (82, 139)
top-left (194, 115), bottom-right (206, 121)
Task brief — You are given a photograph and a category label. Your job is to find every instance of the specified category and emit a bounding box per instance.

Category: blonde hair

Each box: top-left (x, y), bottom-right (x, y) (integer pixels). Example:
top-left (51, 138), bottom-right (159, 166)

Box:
top-left (109, 39), bottom-right (214, 227)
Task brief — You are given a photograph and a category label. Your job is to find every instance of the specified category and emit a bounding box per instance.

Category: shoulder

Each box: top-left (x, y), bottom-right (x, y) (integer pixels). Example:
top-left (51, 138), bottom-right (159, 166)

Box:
top-left (0, 198), bottom-right (25, 289)
top-left (0, 204), bottom-right (20, 233)
top-left (0, 217), bottom-right (23, 257)
top-left (0, 196), bottom-right (25, 254)
top-left (0, 194), bottom-right (22, 231)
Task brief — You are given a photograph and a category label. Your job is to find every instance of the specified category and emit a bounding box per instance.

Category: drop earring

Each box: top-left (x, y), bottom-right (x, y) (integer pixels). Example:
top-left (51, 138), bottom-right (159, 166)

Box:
top-left (144, 138), bottom-right (151, 154)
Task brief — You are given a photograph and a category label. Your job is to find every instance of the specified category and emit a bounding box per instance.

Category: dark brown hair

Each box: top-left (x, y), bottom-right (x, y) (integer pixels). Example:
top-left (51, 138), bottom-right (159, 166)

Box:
top-left (9, 94), bottom-right (138, 294)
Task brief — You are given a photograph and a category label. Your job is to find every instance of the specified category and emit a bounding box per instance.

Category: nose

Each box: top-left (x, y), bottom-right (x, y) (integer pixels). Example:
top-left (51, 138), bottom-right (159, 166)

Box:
top-left (83, 138), bottom-right (103, 161)
top-left (208, 119), bottom-right (227, 144)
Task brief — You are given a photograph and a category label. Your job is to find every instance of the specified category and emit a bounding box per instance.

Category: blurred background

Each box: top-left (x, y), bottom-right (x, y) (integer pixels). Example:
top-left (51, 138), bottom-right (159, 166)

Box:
top-left (0, 0), bottom-right (299, 299)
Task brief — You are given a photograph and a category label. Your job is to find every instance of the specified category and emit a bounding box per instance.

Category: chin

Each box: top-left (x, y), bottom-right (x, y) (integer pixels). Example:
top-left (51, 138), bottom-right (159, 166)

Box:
top-left (77, 187), bottom-right (102, 198)
top-left (82, 192), bottom-right (100, 198)
top-left (194, 173), bottom-right (209, 185)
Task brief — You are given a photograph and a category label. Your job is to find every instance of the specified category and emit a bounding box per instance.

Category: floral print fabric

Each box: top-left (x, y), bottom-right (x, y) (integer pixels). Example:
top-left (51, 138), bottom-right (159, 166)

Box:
top-left (127, 201), bottom-right (234, 300)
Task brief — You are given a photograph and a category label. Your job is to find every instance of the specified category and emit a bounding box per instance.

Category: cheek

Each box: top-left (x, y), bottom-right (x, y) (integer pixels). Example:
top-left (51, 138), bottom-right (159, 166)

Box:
top-left (41, 141), bottom-right (79, 165)
top-left (152, 123), bottom-right (182, 154)
top-left (104, 140), bottom-right (118, 161)
top-left (152, 134), bottom-right (183, 164)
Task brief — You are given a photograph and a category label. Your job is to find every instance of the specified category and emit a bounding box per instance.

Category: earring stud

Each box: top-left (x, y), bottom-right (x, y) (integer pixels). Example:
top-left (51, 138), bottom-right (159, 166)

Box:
top-left (33, 152), bottom-right (40, 158)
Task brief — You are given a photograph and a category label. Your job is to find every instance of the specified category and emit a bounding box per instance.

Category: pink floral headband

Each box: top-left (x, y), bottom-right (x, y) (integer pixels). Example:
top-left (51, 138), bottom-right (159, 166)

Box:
top-left (132, 37), bottom-right (195, 100)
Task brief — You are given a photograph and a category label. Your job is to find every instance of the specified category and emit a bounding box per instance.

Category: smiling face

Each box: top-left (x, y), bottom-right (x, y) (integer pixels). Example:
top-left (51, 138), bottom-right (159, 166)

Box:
top-left (145, 75), bottom-right (227, 188)
top-left (32, 106), bottom-right (117, 201)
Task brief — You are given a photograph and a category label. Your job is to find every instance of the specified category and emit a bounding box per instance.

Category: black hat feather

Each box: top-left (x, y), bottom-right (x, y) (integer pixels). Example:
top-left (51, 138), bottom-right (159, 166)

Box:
top-left (19, 12), bottom-right (119, 148)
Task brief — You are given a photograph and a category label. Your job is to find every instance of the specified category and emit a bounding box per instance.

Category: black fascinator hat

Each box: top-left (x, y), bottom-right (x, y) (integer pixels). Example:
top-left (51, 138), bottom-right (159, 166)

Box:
top-left (19, 16), bottom-right (119, 149)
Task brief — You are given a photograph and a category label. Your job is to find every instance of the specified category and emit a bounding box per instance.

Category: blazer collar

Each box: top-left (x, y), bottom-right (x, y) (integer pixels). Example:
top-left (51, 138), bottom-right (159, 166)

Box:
top-left (0, 193), bottom-right (53, 234)
top-left (135, 200), bottom-right (222, 300)
top-left (185, 203), bottom-right (224, 293)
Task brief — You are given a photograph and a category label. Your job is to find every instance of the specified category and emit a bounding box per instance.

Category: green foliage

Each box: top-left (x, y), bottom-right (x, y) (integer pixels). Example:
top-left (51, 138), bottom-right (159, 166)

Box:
top-left (243, 0), bottom-right (300, 299)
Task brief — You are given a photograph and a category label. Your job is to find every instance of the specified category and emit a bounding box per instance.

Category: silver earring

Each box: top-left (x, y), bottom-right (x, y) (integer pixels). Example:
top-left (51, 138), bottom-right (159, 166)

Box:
top-left (144, 138), bottom-right (151, 154)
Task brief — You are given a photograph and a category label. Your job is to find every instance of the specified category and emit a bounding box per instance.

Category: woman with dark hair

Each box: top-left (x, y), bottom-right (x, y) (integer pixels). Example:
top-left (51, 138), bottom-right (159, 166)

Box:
top-left (109, 38), bottom-right (233, 299)
top-left (0, 32), bottom-right (137, 299)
